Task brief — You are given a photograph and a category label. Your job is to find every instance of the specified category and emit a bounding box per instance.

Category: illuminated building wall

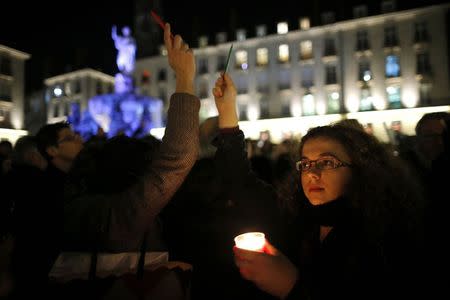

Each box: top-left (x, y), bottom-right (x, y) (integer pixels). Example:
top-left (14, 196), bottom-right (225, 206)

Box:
top-left (136, 3), bottom-right (450, 143)
top-left (44, 69), bottom-right (115, 125)
top-left (0, 44), bottom-right (30, 143)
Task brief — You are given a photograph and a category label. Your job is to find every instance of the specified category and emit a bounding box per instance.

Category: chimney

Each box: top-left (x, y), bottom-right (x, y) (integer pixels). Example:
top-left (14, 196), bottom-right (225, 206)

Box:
top-left (216, 32), bottom-right (227, 44)
top-left (353, 5), bottom-right (368, 19)
top-left (236, 29), bottom-right (247, 41)
top-left (256, 25), bottom-right (267, 37)
top-left (299, 17), bottom-right (310, 30)
top-left (198, 36), bottom-right (208, 48)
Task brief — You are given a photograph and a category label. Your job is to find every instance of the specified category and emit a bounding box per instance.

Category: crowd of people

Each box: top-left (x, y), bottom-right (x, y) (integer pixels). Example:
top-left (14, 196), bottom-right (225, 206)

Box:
top-left (1, 22), bottom-right (449, 300)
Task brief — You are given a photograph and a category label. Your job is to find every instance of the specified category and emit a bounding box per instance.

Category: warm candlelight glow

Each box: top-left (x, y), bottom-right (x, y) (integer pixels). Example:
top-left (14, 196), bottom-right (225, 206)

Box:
top-left (234, 232), bottom-right (265, 252)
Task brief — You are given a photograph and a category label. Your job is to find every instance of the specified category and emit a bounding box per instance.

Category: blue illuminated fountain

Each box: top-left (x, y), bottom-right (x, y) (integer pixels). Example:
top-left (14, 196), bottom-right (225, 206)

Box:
top-left (69, 25), bottom-right (163, 140)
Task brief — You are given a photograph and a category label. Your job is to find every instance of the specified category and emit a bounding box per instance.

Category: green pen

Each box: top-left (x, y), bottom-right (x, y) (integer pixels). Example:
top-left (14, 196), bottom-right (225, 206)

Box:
top-left (222, 44), bottom-right (234, 78)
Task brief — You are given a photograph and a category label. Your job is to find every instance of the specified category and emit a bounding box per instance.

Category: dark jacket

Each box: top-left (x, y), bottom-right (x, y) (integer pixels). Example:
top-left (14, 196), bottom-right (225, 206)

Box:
top-left (216, 129), bottom-right (425, 300)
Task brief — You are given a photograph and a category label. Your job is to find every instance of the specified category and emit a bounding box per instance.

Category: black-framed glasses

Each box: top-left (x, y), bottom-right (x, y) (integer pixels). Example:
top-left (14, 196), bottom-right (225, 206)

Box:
top-left (295, 156), bottom-right (351, 172)
top-left (57, 133), bottom-right (81, 144)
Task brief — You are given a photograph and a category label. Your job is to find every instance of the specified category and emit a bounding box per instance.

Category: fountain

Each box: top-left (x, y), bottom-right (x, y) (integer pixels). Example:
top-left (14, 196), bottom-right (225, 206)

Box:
top-left (68, 25), bottom-right (163, 140)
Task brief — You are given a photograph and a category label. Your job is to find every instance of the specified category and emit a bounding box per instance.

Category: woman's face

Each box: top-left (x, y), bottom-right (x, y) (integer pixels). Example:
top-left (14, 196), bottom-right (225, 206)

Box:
top-left (300, 137), bottom-right (352, 205)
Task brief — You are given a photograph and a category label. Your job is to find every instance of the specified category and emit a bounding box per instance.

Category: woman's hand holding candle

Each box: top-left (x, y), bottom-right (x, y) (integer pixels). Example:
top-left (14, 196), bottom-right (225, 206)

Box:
top-left (233, 240), bottom-right (299, 299)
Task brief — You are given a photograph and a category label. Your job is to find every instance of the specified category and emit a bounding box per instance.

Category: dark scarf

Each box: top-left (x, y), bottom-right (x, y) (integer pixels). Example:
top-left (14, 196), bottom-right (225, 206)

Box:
top-left (303, 196), bottom-right (350, 227)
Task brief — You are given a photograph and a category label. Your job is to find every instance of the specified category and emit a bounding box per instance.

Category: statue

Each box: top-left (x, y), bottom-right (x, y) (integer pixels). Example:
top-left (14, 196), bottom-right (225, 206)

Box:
top-left (69, 24), bottom-right (164, 140)
top-left (111, 25), bottom-right (136, 74)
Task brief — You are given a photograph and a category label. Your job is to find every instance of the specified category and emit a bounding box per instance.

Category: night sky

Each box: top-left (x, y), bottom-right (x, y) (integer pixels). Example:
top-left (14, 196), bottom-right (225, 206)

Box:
top-left (0, 0), bottom-right (448, 94)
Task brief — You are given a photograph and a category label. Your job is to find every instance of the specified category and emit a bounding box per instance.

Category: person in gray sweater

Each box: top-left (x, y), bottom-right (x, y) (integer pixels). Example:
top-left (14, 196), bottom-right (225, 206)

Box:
top-left (62, 23), bottom-right (200, 252)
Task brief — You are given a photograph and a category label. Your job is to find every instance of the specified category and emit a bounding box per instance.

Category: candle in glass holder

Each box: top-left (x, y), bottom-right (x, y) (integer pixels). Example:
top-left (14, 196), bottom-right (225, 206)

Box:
top-left (234, 232), bottom-right (265, 252)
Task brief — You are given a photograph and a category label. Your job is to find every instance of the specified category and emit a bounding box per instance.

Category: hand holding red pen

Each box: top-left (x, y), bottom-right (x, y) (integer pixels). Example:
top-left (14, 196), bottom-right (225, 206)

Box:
top-left (164, 23), bottom-right (195, 94)
top-left (151, 10), bottom-right (174, 39)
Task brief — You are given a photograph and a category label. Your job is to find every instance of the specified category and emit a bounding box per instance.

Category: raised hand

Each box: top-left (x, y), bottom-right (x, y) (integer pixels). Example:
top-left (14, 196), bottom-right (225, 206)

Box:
top-left (164, 23), bottom-right (195, 94)
top-left (212, 73), bottom-right (238, 128)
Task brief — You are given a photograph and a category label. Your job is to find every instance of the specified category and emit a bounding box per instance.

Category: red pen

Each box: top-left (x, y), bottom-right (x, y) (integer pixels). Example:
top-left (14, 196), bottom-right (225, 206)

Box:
top-left (150, 10), bottom-right (174, 39)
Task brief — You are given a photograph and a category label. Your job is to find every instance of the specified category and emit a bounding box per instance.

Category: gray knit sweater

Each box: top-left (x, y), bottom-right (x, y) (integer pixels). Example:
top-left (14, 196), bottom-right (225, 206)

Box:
top-left (63, 93), bottom-right (200, 252)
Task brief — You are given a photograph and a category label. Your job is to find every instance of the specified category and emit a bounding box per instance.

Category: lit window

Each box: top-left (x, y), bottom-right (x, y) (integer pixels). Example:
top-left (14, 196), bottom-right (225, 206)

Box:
top-left (256, 48), bottom-right (269, 66)
top-left (299, 41), bottom-right (313, 60)
top-left (327, 92), bottom-right (340, 114)
top-left (302, 92), bottom-right (315, 116)
top-left (385, 55), bottom-right (400, 78)
top-left (386, 85), bottom-right (401, 109)
top-left (278, 44), bottom-right (289, 63)
top-left (358, 60), bottom-right (371, 81)
top-left (277, 22), bottom-right (288, 34)
top-left (360, 87), bottom-right (373, 111)
top-left (235, 50), bottom-right (248, 70)
top-left (299, 18), bottom-right (310, 30)
top-left (159, 45), bottom-right (168, 56)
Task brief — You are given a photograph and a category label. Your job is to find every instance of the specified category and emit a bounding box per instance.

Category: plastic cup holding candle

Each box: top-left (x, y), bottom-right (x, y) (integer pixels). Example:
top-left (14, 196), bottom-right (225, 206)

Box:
top-left (234, 232), bottom-right (265, 252)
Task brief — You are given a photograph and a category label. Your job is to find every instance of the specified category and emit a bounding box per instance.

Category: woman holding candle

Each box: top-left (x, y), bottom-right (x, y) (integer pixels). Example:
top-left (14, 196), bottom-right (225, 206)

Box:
top-left (212, 74), bottom-right (426, 300)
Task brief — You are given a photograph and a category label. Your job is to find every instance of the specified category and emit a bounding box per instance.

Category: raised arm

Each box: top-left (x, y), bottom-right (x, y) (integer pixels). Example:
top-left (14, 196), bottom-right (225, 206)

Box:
top-left (142, 23), bottom-right (199, 217)
top-left (212, 73), bottom-right (238, 129)
top-left (211, 74), bottom-right (252, 184)
top-left (164, 23), bottom-right (195, 95)
top-left (63, 23), bottom-right (200, 251)
top-left (111, 25), bottom-right (118, 41)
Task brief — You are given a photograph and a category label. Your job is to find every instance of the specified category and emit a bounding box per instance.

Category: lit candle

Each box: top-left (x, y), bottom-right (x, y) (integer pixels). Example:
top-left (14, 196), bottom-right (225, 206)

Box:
top-left (234, 232), bottom-right (265, 252)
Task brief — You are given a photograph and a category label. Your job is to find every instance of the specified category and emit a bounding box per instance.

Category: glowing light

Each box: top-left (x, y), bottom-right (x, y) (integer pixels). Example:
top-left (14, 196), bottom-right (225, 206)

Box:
top-left (316, 101), bottom-right (327, 115)
top-left (247, 104), bottom-right (260, 121)
top-left (278, 44), bottom-right (289, 62)
top-left (387, 86), bottom-right (397, 94)
top-left (290, 100), bottom-right (302, 117)
top-left (241, 63), bottom-right (248, 70)
top-left (331, 92), bottom-right (339, 100)
top-left (277, 22), bottom-right (288, 34)
top-left (402, 87), bottom-right (419, 108)
top-left (234, 232), bottom-right (265, 252)
top-left (54, 87), bottom-right (63, 97)
top-left (256, 48), bottom-right (269, 66)
top-left (372, 96), bottom-right (387, 110)
top-left (363, 71), bottom-right (371, 82)
top-left (345, 95), bottom-right (360, 113)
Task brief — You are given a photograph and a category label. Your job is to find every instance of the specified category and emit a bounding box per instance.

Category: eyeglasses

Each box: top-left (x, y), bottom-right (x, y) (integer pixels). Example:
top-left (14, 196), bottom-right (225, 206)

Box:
top-left (57, 133), bottom-right (81, 144)
top-left (295, 156), bottom-right (351, 172)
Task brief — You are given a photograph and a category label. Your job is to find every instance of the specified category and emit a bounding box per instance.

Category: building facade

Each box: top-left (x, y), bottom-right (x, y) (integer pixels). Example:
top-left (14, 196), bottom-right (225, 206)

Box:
top-left (44, 68), bottom-right (115, 125)
top-left (135, 3), bottom-right (450, 143)
top-left (0, 44), bottom-right (30, 143)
